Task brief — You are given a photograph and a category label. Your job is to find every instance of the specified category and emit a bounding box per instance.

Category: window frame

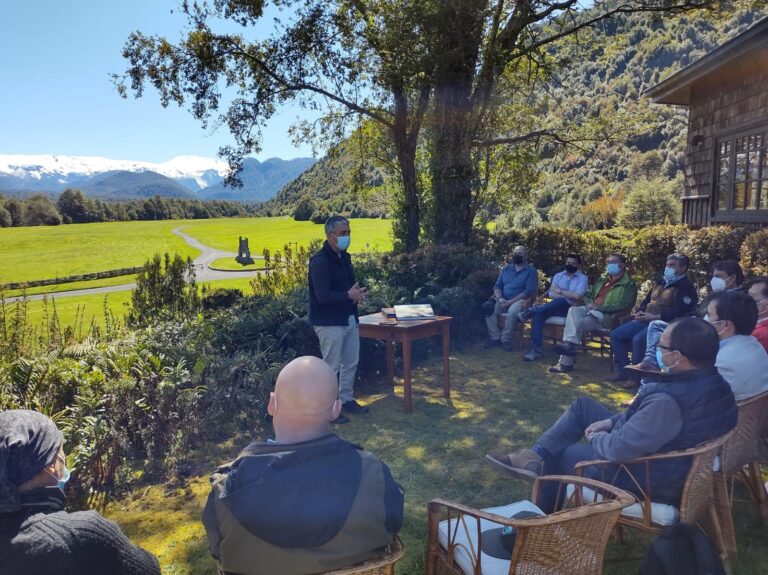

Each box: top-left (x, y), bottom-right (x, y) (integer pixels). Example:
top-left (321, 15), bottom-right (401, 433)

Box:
top-left (712, 122), bottom-right (768, 223)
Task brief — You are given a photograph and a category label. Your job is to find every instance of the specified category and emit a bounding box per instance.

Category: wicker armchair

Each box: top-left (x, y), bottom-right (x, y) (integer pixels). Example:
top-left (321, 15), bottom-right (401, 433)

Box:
top-left (574, 433), bottom-right (731, 563)
top-left (425, 475), bottom-right (635, 575)
top-left (715, 390), bottom-right (768, 556)
top-left (322, 537), bottom-right (405, 575)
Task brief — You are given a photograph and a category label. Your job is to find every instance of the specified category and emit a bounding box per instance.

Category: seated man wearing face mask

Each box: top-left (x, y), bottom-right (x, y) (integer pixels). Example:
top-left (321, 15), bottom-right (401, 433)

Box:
top-left (487, 318), bottom-right (737, 511)
top-left (608, 253), bottom-right (697, 387)
top-left (705, 290), bottom-right (768, 400)
top-left (626, 260), bottom-right (746, 376)
top-left (0, 410), bottom-right (160, 575)
top-left (549, 253), bottom-right (637, 374)
top-left (484, 245), bottom-right (539, 352)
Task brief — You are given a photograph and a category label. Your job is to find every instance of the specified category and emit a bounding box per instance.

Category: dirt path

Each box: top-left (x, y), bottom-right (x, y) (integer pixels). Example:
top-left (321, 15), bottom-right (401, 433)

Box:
top-left (6, 226), bottom-right (262, 303)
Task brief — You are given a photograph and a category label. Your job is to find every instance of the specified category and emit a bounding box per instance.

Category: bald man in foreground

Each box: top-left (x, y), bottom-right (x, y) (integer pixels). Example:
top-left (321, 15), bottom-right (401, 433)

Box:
top-left (202, 356), bottom-right (404, 575)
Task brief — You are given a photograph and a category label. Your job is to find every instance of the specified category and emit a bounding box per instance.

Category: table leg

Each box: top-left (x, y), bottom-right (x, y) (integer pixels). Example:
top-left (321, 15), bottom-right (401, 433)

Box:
top-left (442, 325), bottom-right (451, 398)
top-left (403, 334), bottom-right (412, 412)
top-left (385, 339), bottom-right (395, 386)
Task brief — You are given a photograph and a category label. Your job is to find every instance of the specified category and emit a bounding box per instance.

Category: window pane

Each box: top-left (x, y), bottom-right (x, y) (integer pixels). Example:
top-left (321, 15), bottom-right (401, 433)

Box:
top-left (747, 182), bottom-right (758, 209)
top-left (719, 156), bottom-right (730, 178)
top-left (735, 152), bottom-right (747, 181)
top-left (718, 184), bottom-right (730, 210)
top-left (749, 151), bottom-right (760, 180)
top-left (760, 182), bottom-right (768, 210)
top-left (734, 183), bottom-right (746, 209)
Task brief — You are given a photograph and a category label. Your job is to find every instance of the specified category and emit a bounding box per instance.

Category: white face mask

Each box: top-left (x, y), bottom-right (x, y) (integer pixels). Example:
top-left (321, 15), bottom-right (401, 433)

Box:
top-left (710, 277), bottom-right (727, 292)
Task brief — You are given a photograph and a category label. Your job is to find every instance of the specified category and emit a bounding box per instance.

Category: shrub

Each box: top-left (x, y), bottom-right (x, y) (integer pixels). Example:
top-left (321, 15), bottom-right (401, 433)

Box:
top-left (740, 228), bottom-right (768, 277)
top-left (127, 253), bottom-right (200, 327)
top-left (676, 226), bottom-right (749, 287)
top-left (201, 287), bottom-right (243, 310)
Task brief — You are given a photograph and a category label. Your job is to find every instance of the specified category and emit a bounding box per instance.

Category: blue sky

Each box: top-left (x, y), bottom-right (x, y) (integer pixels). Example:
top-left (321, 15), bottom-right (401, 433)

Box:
top-left (0, 1), bottom-right (314, 162)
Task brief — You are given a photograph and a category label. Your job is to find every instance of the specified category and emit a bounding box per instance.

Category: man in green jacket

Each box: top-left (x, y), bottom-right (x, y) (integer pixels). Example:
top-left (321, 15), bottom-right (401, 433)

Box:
top-left (550, 253), bottom-right (637, 373)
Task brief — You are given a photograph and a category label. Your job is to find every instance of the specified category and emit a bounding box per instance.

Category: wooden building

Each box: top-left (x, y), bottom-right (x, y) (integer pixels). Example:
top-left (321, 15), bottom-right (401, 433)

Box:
top-left (646, 17), bottom-right (768, 228)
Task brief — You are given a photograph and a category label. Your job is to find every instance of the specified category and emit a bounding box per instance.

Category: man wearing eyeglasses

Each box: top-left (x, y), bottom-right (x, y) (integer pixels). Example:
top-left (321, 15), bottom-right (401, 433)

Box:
top-left (487, 317), bottom-right (737, 512)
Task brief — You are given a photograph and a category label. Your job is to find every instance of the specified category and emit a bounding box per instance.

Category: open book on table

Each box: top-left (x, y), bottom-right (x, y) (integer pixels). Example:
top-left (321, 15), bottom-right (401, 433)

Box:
top-left (394, 304), bottom-right (436, 321)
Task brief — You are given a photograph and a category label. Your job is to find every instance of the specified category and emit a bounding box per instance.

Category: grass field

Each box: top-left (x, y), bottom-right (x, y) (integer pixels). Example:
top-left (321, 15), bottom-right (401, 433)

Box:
top-left (180, 216), bottom-right (393, 255)
top-left (104, 344), bottom-right (768, 575)
top-left (6, 275), bottom-right (138, 297)
top-left (0, 220), bottom-right (197, 284)
top-left (18, 291), bottom-right (133, 337)
top-left (0, 217), bottom-right (393, 289)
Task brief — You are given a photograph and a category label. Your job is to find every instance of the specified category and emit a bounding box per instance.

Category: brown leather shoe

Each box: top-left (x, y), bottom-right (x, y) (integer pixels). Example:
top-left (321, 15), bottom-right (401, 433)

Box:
top-left (624, 361), bottom-right (660, 375)
top-left (486, 449), bottom-right (543, 481)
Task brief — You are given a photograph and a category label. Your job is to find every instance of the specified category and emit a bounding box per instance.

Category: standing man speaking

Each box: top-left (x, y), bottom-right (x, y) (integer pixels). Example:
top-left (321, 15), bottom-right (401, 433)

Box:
top-left (309, 216), bottom-right (369, 424)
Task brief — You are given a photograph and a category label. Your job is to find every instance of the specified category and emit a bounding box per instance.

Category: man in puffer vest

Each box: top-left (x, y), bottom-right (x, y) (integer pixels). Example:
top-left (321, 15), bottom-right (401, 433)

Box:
top-left (202, 356), bottom-right (404, 575)
top-left (486, 317), bottom-right (737, 511)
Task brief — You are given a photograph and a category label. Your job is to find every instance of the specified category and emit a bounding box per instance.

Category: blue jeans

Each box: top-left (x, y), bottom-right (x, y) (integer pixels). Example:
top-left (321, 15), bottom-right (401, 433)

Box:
top-left (535, 397), bottom-right (615, 512)
top-left (643, 320), bottom-right (668, 364)
top-left (528, 297), bottom-right (571, 350)
top-left (610, 320), bottom-right (649, 373)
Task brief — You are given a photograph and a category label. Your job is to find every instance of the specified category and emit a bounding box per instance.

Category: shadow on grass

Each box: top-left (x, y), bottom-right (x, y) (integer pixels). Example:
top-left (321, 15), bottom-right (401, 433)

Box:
top-left (106, 341), bottom-right (768, 574)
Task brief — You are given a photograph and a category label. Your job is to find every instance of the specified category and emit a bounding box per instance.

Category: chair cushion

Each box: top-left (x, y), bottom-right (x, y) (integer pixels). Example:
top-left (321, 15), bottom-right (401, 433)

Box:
top-left (544, 316), bottom-right (566, 326)
top-left (566, 485), bottom-right (679, 527)
top-left (437, 501), bottom-right (544, 575)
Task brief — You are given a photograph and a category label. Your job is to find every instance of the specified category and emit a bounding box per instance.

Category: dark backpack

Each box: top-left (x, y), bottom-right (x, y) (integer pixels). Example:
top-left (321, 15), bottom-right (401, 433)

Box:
top-left (639, 522), bottom-right (726, 575)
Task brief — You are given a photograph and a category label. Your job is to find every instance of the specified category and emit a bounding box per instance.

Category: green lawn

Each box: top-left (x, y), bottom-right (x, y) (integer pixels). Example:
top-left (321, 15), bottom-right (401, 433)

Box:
top-left (104, 344), bottom-right (768, 574)
top-left (18, 290), bottom-right (133, 336)
top-left (0, 220), bottom-right (197, 284)
top-left (0, 217), bottom-right (392, 288)
top-left (180, 216), bottom-right (393, 255)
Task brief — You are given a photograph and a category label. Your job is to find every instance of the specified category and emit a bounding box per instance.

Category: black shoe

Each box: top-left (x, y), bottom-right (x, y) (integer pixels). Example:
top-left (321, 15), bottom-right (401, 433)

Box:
top-left (332, 414), bottom-right (350, 424)
top-left (501, 341), bottom-right (515, 352)
top-left (343, 400), bottom-right (369, 414)
top-left (606, 372), bottom-right (629, 383)
top-left (554, 341), bottom-right (578, 356)
top-left (484, 339), bottom-right (501, 349)
top-left (549, 363), bottom-right (573, 374)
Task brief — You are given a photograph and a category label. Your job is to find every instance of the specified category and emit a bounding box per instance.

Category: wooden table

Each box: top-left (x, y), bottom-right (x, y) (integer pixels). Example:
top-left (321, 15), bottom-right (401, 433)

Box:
top-left (358, 313), bottom-right (452, 412)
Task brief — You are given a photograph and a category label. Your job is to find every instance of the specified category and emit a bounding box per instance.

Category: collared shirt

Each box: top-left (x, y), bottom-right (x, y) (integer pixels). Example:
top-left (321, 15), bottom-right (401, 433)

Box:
top-left (493, 263), bottom-right (538, 300)
top-left (593, 271), bottom-right (624, 306)
top-left (549, 269), bottom-right (588, 305)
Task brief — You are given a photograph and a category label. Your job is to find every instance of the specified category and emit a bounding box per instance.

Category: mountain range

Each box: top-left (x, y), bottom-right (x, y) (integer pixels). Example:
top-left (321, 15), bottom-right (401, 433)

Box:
top-left (0, 154), bottom-right (315, 203)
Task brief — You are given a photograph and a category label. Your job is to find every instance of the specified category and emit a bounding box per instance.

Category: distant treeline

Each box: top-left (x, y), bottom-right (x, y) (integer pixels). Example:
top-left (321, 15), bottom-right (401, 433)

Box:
top-left (0, 189), bottom-right (258, 227)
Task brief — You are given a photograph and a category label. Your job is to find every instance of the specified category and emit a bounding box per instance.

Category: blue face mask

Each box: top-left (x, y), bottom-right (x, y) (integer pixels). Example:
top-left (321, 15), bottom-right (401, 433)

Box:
top-left (336, 235), bottom-right (351, 251)
top-left (663, 267), bottom-right (677, 282)
top-left (606, 263), bottom-right (621, 276)
top-left (656, 348), bottom-right (678, 374)
top-left (46, 456), bottom-right (71, 490)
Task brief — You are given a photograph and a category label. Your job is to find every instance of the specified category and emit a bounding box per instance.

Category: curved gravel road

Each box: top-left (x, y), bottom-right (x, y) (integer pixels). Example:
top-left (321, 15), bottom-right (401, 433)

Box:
top-left (6, 226), bottom-right (262, 303)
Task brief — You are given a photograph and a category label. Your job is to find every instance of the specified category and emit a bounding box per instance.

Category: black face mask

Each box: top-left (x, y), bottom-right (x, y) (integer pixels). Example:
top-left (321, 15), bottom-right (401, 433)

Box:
top-left (512, 255), bottom-right (524, 265)
top-left (565, 264), bottom-right (578, 274)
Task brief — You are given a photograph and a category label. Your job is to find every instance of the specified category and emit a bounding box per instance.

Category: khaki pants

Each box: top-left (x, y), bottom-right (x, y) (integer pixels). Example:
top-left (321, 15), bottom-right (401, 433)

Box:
top-left (558, 306), bottom-right (604, 366)
top-left (314, 315), bottom-right (359, 403)
top-left (485, 299), bottom-right (528, 344)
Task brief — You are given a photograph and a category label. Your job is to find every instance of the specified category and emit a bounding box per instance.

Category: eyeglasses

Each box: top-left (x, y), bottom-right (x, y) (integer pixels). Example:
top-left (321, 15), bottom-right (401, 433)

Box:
top-left (658, 344), bottom-right (675, 352)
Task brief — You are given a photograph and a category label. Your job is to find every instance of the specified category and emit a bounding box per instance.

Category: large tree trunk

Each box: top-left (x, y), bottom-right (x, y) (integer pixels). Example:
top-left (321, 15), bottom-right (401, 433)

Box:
top-left (427, 0), bottom-right (485, 245)
top-left (391, 87), bottom-right (421, 251)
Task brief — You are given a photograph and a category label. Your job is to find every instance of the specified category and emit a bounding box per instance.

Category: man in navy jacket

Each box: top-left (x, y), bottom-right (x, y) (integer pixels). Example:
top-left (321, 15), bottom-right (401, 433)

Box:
top-left (308, 216), bottom-right (369, 422)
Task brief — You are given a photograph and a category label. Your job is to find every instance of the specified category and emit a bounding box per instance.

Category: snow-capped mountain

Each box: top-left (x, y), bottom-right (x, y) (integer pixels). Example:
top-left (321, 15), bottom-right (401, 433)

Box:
top-left (0, 154), bottom-right (315, 202)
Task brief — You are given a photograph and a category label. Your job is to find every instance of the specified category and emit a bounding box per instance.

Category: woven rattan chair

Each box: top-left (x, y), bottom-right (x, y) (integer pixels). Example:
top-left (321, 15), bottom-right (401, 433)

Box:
top-left (574, 433), bottom-right (732, 565)
top-left (425, 475), bottom-right (635, 575)
top-left (322, 537), bottom-right (405, 575)
top-left (714, 390), bottom-right (768, 556)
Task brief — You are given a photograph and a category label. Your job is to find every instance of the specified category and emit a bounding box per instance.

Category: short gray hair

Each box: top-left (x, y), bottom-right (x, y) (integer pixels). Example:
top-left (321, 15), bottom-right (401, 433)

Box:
top-left (324, 215), bottom-right (349, 235)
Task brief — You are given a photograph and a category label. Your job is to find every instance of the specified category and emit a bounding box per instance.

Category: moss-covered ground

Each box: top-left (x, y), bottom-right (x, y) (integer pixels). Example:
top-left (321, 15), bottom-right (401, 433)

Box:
top-left (104, 342), bottom-right (768, 574)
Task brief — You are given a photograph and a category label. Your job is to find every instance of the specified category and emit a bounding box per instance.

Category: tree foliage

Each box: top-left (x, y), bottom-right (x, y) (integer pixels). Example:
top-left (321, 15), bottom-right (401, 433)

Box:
top-left (115, 0), bottom-right (730, 249)
top-left (616, 176), bottom-right (680, 229)
top-left (127, 253), bottom-right (200, 327)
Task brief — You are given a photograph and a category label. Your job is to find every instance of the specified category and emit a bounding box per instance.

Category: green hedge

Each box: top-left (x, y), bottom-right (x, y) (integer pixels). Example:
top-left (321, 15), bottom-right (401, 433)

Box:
top-left (490, 224), bottom-right (761, 288)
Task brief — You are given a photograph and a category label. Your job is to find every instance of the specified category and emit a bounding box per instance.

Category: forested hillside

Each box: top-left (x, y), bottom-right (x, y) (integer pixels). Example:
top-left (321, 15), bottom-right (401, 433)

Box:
top-left (265, 8), bottom-right (765, 228)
